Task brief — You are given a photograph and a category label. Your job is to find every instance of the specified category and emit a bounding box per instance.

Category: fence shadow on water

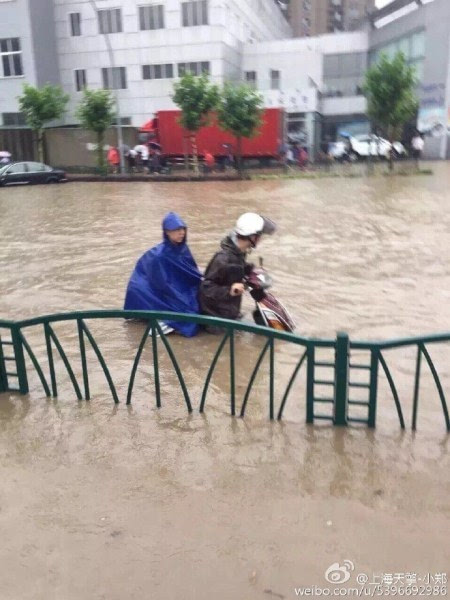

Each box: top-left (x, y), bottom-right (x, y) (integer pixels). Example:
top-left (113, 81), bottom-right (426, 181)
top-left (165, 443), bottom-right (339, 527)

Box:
top-left (0, 310), bottom-right (449, 432)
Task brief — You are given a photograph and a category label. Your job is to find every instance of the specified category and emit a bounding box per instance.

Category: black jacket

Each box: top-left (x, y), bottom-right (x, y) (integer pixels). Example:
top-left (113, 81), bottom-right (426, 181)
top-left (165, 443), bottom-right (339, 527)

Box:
top-left (200, 235), bottom-right (250, 320)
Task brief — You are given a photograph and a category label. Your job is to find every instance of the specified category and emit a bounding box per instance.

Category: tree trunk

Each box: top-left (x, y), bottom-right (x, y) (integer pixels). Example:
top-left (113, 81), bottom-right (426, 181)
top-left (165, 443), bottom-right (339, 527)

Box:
top-left (97, 131), bottom-right (105, 172)
top-left (236, 136), bottom-right (243, 179)
top-left (388, 146), bottom-right (394, 172)
top-left (183, 135), bottom-right (190, 179)
top-left (388, 126), bottom-right (394, 172)
top-left (367, 131), bottom-right (374, 176)
top-left (191, 134), bottom-right (199, 175)
top-left (37, 129), bottom-right (44, 163)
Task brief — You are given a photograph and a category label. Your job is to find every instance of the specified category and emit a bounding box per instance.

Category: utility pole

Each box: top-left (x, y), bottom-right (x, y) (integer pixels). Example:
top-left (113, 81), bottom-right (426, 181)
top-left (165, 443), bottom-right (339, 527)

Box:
top-left (87, 0), bottom-right (125, 173)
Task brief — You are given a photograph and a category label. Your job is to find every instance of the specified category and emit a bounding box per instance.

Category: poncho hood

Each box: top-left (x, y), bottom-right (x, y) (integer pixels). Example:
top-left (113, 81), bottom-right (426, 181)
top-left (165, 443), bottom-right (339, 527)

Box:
top-left (163, 212), bottom-right (187, 244)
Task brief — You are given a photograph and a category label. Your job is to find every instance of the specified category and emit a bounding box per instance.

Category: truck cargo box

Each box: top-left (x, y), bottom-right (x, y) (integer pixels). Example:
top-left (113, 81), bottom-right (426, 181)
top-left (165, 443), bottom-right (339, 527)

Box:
top-left (154, 108), bottom-right (284, 158)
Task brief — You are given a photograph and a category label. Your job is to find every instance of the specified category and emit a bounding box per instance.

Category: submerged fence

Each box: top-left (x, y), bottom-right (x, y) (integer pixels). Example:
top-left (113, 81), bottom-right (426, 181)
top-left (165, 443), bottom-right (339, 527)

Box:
top-left (0, 310), bottom-right (449, 432)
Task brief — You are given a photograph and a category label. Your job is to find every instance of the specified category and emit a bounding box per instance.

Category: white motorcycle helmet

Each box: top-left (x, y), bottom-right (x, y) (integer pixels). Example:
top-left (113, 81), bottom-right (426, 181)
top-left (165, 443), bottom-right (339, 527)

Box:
top-left (234, 213), bottom-right (276, 239)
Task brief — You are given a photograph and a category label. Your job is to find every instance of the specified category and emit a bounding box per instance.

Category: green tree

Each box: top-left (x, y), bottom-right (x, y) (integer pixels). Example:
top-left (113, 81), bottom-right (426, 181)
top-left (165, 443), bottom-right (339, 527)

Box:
top-left (217, 83), bottom-right (264, 177)
top-left (76, 89), bottom-right (115, 172)
top-left (172, 72), bottom-right (220, 174)
top-left (364, 52), bottom-right (418, 171)
top-left (18, 83), bottom-right (69, 162)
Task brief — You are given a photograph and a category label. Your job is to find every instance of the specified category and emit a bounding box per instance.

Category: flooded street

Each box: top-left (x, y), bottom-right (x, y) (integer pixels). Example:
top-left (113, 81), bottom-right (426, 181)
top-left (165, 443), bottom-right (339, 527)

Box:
top-left (0, 166), bottom-right (449, 599)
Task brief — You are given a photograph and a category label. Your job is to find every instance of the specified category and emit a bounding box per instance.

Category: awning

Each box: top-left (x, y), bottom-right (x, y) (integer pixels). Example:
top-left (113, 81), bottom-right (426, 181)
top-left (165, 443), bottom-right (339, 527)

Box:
top-left (139, 119), bottom-right (156, 133)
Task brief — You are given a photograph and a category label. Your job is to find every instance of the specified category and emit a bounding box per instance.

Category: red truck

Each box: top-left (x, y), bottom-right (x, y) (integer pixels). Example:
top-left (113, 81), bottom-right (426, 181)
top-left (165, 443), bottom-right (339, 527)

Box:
top-left (140, 108), bottom-right (284, 161)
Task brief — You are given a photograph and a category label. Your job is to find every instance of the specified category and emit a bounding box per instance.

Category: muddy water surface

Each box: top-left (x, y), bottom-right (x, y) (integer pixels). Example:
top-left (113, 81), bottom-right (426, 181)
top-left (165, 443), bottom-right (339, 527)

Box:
top-left (0, 167), bottom-right (449, 599)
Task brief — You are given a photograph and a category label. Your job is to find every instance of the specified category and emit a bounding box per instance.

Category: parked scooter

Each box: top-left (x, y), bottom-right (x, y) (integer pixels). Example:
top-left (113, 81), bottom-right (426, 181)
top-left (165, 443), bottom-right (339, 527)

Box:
top-left (245, 259), bottom-right (296, 332)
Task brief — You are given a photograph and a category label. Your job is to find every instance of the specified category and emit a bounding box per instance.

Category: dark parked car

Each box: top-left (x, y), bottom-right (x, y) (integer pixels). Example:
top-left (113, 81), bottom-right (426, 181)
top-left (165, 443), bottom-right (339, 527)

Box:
top-left (0, 162), bottom-right (67, 186)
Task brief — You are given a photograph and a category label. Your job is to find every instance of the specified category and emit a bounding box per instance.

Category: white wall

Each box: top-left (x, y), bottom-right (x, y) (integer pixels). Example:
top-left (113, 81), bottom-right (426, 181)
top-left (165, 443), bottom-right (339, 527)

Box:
top-left (241, 31), bottom-right (368, 113)
top-left (220, 0), bottom-right (291, 44)
top-left (316, 30), bottom-right (369, 55)
top-left (243, 40), bottom-right (322, 91)
top-left (321, 95), bottom-right (367, 115)
top-left (242, 31), bottom-right (368, 92)
top-left (0, 0), bottom-right (36, 118)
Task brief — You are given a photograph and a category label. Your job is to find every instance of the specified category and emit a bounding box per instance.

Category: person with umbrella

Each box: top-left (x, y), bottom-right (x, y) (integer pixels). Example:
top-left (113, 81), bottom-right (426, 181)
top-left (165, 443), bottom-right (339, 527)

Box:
top-left (147, 141), bottom-right (162, 174)
top-left (133, 143), bottom-right (149, 172)
top-left (0, 151), bottom-right (12, 165)
top-left (338, 131), bottom-right (353, 162)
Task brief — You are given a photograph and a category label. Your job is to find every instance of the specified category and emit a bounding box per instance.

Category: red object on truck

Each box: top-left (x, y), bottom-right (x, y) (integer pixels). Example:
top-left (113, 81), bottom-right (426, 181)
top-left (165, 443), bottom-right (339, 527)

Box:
top-left (147, 108), bottom-right (284, 159)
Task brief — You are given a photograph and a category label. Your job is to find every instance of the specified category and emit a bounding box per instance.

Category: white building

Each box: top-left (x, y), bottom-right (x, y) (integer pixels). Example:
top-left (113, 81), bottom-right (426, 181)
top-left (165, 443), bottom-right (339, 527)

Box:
top-left (0, 0), bottom-right (290, 129)
top-left (0, 0), bottom-right (367, 159)
top-left (0, 0), bottom-right (59, 126)
top-left (2, 0), bottom-right (448, 160)
top-left (243, 31), bottom-right (369, 154)
top-left (51, 0), bottom-right (291, 126)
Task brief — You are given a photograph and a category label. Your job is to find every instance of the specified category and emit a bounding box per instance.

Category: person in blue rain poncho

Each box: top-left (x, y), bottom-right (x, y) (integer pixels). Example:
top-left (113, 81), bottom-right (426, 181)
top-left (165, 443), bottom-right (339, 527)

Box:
top-left (124, 212), bottom-right (202, 337)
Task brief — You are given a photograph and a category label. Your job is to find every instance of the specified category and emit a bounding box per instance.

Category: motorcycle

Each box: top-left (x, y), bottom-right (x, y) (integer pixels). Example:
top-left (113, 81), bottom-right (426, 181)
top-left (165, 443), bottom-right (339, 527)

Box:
top-left (245, 259), bottom-right (296, 332)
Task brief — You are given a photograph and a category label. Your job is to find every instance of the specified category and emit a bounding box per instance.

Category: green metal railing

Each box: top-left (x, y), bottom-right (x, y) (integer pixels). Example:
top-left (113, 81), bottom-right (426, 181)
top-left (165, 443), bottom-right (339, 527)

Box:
top-left (0, 310), bottom-right (449, 432)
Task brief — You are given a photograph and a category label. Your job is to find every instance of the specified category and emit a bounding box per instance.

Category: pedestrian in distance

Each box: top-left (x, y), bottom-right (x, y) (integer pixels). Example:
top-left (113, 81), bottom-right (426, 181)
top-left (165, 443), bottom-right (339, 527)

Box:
top-left (150, 149), bottom-right (162, 174)
top-left (277, 139), bottom-right (288, 172)
top-left (286, 145), bottom-right (295, 168)
top-left (107, 146), bottom-right (120, 174)
top-left (134, 144), bottom-right (148, 172)
top-left (203, 150), bottom-right (215, 174)
top-left (411, 132), bottom-right (424, 168)
top-left (298, 146), bottom-right (309, 170)
top-left (127, 148), bottom-right (137, 173)
top-left (220, 143), bottom-right (234, 171)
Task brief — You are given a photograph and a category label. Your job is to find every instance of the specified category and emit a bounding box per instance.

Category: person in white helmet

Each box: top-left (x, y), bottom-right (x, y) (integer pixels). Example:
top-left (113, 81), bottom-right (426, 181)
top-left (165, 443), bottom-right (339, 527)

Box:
top-left (199, 213), bottom-right (276, 327)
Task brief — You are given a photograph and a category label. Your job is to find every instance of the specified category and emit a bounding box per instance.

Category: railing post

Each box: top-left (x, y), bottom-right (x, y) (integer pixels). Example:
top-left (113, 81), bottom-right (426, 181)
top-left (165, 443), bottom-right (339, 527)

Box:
top-left (368, 349), bottom-right (379, 428)
top-left (229, 329), bottom-right (235, 416)
top-left (412, 345), bottom-right (422, 431)
top-left (306, 344), bottom-right (315, 424)
top-left (0, 333), bottom-right (7, 393)
top-left (11, 325), bottom-right (29, 395)
top-left (334, 332), bottom-right (349, 426)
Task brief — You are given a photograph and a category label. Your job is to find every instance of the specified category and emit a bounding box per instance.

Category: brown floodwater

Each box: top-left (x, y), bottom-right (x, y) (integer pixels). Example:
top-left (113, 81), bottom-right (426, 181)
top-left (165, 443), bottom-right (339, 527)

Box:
top-left (0, 166), bottom-right (449, 599)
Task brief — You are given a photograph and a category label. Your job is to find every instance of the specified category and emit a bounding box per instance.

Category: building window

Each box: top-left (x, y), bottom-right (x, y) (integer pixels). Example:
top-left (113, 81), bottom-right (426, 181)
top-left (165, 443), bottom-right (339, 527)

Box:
top-left (245, 71), bottom-right (257, 88)
top-left (98, 9), bottom-right (122, 34)
top-left (102, 67), bottom-right (127, 89)
top-left (324, 53), bottom-right (366, 78)
top-left (2, 112), bottom-right (26, 126)
top-left (143, 63), bottom-right (173, 79)
top-left (70, 12), bottom-right (81, 36)
top-left (323, 52), bottom-right (367, 96)
top-left (270, 69), bottom-right (280, 90)
top-left (112, 117), bottom-right (132, 125)
top-left (181, 1), bottom-right (208, 26)
top-left (139, 5), bottom-right (165, 30)
top-left (410, 31), bottom-right (425, 59)
top-left (0, 38), bottom-right (23, 77)
top-left (369, 30), bottom-right (425, 84)
top-left (177, 62), bottom-right (210, 76)
top-left (74, 69), bottom-right (87, 91)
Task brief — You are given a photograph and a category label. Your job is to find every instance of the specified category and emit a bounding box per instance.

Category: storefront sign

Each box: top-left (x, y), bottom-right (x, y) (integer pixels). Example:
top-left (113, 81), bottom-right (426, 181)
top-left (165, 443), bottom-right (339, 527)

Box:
top-left (263, 88), bottom-right (318, 112)
top-left (420, 83), bottom-right (446, 108)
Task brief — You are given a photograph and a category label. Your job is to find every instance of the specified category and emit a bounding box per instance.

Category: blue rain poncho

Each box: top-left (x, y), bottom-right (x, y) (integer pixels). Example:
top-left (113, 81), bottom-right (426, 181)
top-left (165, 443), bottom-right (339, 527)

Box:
top-left (124, 212), bottom-right (202, 337)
